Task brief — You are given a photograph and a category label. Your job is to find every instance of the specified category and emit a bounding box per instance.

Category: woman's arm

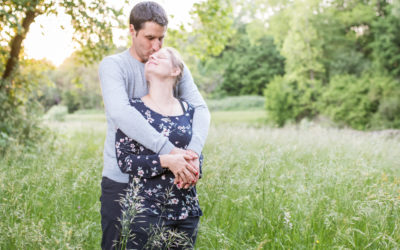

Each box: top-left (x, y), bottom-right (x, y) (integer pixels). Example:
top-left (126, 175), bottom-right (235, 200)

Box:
top-left (116, 130), bottom-right (197, 181)
top-left (116, 130), bottom-right (165, 178)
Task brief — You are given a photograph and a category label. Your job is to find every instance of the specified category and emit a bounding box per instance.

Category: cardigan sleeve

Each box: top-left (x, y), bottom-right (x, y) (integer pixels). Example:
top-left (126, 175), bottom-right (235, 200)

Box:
top-left (99, 56), bottom-right (174, 155)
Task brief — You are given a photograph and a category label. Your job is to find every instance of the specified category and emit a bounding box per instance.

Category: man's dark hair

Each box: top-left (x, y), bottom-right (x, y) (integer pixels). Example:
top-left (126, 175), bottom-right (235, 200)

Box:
top-left (130, 1), bottom-right (168, 31)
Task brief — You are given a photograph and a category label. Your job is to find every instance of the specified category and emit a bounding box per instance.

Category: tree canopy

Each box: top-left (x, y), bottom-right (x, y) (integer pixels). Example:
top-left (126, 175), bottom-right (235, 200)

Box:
top-left (0, 0), bottom-right (127, 149)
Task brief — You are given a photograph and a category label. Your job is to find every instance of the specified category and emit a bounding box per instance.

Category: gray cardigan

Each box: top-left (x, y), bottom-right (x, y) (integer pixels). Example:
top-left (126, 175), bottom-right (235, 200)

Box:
top-left (99, 49), bottom-right (210, 183)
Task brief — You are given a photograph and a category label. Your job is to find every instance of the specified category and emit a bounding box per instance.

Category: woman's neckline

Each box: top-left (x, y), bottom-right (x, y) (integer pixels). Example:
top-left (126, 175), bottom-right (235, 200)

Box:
top-left (138, 97), bottom-right (187, 118)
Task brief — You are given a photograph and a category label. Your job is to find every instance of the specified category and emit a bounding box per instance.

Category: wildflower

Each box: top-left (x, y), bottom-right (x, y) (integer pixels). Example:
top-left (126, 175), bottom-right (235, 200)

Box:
top-left (283, 211), bottom-right (293, 230)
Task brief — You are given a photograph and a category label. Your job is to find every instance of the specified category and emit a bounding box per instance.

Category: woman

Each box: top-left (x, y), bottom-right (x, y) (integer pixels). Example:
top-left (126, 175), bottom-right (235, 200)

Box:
top-left (115, 47), bottom-right (203, 249)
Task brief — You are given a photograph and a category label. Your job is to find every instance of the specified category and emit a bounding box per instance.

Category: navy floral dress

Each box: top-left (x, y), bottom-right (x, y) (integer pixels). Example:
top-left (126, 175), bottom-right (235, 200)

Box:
top-left (115, 98), bottom-right (203, 220)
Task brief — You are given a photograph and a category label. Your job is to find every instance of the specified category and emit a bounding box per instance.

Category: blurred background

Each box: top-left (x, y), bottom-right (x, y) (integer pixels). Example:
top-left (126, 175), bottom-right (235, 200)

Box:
top-left (1, 0), bottom-right (400, 147)
top-left (1, 1), bottom-right (400, 249)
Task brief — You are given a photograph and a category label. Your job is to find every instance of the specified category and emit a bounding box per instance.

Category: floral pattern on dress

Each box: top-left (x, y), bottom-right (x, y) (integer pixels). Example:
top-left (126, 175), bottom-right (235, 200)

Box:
top-left (115, 98), bottom-right (203, 220)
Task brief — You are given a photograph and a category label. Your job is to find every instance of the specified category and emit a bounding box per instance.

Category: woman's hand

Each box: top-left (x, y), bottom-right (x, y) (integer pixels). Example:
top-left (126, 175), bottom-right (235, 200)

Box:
top-left (160, 154), bottom-right (197, 186)
top-left (178, 158), bottom-right (200, 189)
top-left (169, 148), bottom-right (200, 189)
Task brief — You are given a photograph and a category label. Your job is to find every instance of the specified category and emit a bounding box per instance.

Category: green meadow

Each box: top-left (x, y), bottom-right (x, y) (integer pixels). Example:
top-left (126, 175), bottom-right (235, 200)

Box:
top-left (1, 110), bottom-right (400, 249)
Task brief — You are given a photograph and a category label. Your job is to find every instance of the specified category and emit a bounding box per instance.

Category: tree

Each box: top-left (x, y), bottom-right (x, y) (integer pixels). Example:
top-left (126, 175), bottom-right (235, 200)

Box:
top-left (0, 0), bottom-right (127, 149)
top-left (371, 3), bottom-right (400, 78)
top-left (163, 0), bottom-right (236, 95)
top-left (281, 0), bottom-right (325, 81)
top-left (188, 0), bottom-right (235, 60)
top-left (1, 0), bottom-right (126, 84)
top-left (218, 27), bottom-right (285, 95)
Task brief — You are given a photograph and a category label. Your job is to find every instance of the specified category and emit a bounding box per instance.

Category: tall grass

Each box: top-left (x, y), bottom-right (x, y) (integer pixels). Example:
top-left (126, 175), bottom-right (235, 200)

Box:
top-left (0, 118), bottom-right (105, 249)
top-left (197, 123), bottom-right (400, 249)
top-left (1, 111), bottom-right (399, 249)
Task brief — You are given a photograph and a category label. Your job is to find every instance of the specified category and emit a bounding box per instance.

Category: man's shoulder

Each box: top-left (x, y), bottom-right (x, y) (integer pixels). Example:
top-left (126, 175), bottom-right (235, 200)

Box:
top-left (100, 49), bottom-right (129, 68)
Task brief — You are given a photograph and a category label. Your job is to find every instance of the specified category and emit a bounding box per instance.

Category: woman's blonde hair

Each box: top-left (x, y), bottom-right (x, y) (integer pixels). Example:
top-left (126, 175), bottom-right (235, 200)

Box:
top-left (163, 47), bottom-right (184, 88)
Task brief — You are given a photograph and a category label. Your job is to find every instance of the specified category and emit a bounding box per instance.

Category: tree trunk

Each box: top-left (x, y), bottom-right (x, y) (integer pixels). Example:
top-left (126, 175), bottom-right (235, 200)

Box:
top-left (1, 8), bottom-right (37, 84)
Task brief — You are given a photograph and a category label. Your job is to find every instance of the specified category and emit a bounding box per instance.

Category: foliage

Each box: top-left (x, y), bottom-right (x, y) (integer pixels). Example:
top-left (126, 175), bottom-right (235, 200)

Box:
top-left (1, 0), bottom-right (127, 81)
top-left (320, 73), bottom-right (400, 129)
top-left (61, 90), bottom-right (80, 113)
top-left (260, 0), bottom-right (400, 128)
top-left (218, 31), bottom-right (285, 95)
top-left (0, 89), bottom-right (45, 153)
top-left (371, 3), bottom-right (400, 78)
top-left (328, 47), bottom-right (371, 77)
top-left (0, 59), bottom-right (52, 152)
top-left (37, 85), bottom-right (62, 112)
top-left (281, 0), bottom-right (325, 81)
top-left (264, 75), bottom-right (322, 127)
top-left (372, 96), bottom-right (400, 128)
top-left (43, 105), bottom-right (68, 121)
top-left (50, 54), bottom-right (103, 113)
top-left (0, 0), bottom-right (127, 149)
top-left (188, 0), bottom-right (235, 60)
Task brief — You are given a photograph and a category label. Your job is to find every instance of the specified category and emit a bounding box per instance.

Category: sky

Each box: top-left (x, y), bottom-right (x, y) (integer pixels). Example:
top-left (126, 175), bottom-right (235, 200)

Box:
top-left (24, 0), bottom-right (199, 67)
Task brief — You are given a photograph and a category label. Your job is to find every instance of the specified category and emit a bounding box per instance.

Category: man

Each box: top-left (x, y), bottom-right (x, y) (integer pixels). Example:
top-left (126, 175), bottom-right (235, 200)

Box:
top-left (98, 2), bottom-right (210, 249)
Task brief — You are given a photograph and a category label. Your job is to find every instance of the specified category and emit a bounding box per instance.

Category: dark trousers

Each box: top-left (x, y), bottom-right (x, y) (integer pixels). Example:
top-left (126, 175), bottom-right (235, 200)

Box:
top-left (100, 176), bottom-right (128, 250)
top-left (100, 176), bottom-right (199, 249)
top-left (127, 216), bottom-right (199, 250)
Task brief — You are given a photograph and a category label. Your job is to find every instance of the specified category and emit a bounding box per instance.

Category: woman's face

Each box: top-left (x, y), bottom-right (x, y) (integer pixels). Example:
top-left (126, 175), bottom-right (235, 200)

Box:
top-left (145, 48), bottom-right (175, 79)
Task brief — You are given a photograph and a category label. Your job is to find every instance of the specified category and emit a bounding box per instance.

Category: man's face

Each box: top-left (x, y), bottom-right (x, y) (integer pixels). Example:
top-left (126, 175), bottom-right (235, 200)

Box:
top-left (130, 21), bottom-right (167, 63)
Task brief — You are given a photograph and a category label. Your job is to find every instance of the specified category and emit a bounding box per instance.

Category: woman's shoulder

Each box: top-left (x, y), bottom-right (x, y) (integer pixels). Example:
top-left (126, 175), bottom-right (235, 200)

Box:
top-left (179, 99), bottom-right (194, 113)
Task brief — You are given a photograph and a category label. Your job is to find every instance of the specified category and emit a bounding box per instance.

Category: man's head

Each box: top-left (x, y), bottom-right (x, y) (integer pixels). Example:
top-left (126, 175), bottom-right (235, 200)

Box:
top-left (129, 1), bottom-right (168, 63)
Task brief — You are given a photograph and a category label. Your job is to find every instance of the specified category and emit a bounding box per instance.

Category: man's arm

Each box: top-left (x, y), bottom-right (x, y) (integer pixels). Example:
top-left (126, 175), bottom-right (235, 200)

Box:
top-left (116, 129), bottom-right (197, 182)
top-left (99, 56), bottom-right (174, 154)
top-left (177, 65), bottom-right (211, 156)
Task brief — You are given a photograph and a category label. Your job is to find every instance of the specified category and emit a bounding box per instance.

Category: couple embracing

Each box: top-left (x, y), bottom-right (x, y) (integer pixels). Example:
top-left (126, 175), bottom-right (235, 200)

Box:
top-left (99, 1), bottom-right (210, 249)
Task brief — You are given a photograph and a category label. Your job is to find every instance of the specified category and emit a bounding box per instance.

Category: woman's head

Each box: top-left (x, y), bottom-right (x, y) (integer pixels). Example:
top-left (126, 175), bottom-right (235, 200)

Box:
top-left (145, 47), bottom-right (184, 88)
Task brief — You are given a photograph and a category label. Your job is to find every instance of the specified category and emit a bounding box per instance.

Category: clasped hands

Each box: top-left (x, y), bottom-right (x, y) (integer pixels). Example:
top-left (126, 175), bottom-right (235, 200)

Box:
top-left (159, 148), bottom-right (200, 189)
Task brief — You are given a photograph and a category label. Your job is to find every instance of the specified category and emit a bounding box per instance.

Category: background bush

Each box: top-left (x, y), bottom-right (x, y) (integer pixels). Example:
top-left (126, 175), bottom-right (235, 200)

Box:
top-left (264, 75), bottom-right (322, 127)
top-left (43, 105), bottom-right (68, 122)
top-left (0, 90), bottom-right (45, 153)
top-left (320, 74), bottom-right (400, 130)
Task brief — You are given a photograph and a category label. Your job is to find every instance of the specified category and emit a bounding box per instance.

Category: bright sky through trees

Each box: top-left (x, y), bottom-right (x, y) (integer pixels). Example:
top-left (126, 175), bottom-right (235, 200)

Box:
top-left (24, 0), bottom-right (198, 66)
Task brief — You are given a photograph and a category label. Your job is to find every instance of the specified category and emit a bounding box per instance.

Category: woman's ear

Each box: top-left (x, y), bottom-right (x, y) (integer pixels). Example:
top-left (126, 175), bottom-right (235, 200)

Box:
top-left (170, 67), bottom-right (181, 77)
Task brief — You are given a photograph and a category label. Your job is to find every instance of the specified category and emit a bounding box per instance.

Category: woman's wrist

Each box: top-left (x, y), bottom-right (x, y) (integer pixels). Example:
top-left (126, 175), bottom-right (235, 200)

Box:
top-left (159, 155), bottom-right (170, 168)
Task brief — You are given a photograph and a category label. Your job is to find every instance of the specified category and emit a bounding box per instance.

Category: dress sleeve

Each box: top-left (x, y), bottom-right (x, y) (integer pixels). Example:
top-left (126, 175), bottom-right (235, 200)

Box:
top-left (115, 129), bottom-right (167, 178)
